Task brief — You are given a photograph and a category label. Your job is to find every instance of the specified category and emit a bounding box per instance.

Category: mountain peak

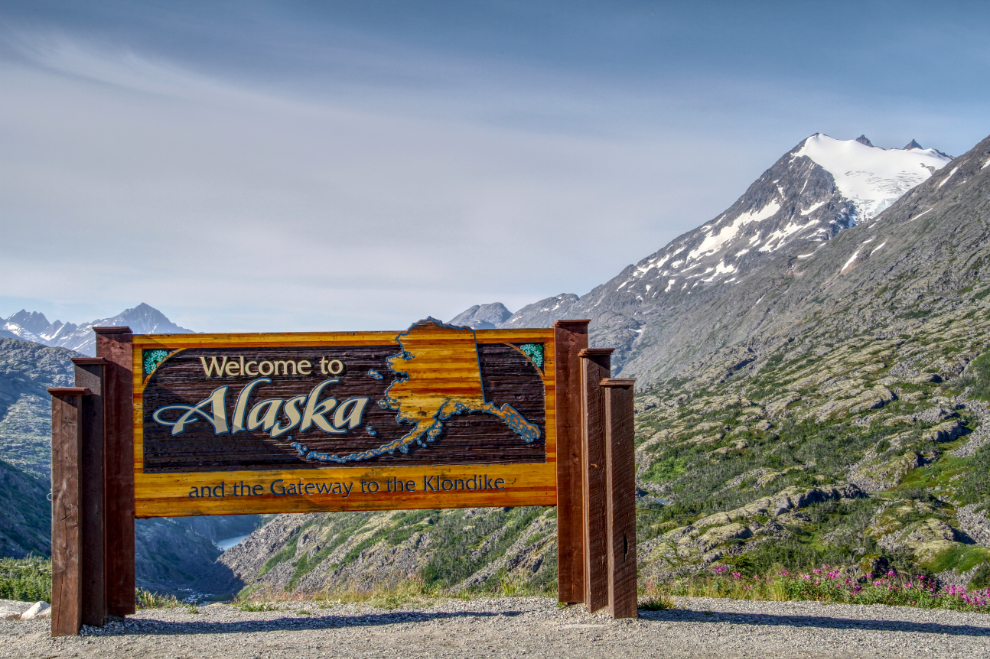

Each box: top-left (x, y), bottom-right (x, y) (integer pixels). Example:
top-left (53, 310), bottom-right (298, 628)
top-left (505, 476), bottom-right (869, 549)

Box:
top-left (904, 139), bottom-right (924, 150)
top-left (448, 302), bottom-right (513, 329)
top-left (6, 310), bottom-right (52, 335)
top-left (855, 135), bottom-right (874, 147)
top-left (795, 134), bottom-right (951, 220)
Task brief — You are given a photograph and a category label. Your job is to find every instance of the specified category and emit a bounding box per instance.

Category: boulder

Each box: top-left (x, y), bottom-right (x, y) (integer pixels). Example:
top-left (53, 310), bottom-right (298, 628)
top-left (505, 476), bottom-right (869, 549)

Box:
top-left (19, 601), bottom-right (50, 620)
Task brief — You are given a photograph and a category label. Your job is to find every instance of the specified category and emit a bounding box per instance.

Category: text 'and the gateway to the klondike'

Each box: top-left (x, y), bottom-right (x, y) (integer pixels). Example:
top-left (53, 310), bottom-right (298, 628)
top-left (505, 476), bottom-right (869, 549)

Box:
top-left (187, 474), bottom-right (507, 499)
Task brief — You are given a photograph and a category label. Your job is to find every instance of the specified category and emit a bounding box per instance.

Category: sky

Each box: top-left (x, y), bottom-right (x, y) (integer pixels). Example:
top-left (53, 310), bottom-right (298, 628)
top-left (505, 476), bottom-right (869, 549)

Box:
top-left (1, 1), bottom-right (989, 332)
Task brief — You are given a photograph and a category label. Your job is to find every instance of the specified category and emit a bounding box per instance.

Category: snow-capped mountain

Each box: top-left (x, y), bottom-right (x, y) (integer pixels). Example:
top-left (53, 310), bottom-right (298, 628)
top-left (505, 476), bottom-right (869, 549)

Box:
top-left (2, 303), bottom-right (193, 356)
top-left (796, 134), bottom-right (951, 220)
top-left (466, 133), bottom-right (955, 378)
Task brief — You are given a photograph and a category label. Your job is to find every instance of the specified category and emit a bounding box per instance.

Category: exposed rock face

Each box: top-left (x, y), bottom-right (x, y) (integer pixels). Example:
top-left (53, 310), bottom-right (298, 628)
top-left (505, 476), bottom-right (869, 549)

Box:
top-left (641, 484), bottom-right (865, 577)
top-left (475, 134), bottom-right (954, 381)
top-left (447, 303), bottom-right (513, 329)
top-left (220, 507), bottom-right (559, 596)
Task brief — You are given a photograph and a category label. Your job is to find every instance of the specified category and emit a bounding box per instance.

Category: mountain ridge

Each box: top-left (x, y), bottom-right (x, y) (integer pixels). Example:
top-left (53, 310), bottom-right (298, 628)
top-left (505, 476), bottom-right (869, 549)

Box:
top-left (463, 134), bottom-right (953, 380)
top-left (2, 303), bottom-right (193, 356)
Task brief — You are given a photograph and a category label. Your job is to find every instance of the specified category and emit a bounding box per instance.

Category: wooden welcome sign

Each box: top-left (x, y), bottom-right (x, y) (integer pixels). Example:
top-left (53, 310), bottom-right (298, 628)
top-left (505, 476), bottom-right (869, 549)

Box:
top-left (133, 319), bottom-right (557, 516)
top-left (48, 318), bottom-right (638, 637)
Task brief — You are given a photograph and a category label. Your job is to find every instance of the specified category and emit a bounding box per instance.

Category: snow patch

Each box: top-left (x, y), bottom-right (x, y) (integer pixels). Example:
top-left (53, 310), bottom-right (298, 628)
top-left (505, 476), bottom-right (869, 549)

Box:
top-left (870, 241), bottom-right (887, 256)
top-left (796, 134), bottom-right (950, 220)
top-left (983, 158), bottom-right (990, 170)
top-left (686, 201), bottom-right (781, 261)
top-left (758, 219), bottom-right (816, 252)
top-left (938, 167), bottom-right (959, 189)
top-left (841, 250), bottom-right (861, 272)
top-left (800, 201), bottom-right (826, 216)
top-left (665, 279), bottom-right (676, 293)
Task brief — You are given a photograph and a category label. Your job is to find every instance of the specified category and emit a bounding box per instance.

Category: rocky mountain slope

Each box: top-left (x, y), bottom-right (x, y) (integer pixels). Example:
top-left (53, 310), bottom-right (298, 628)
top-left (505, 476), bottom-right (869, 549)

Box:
top-left (447, 303), bottom-right (512, 329)
top-left (0, 459), bottom-right (51, 558)
top-left (222, 132), bottom-right (990, 596)
top-left (0, 338), bottom-right (77, 477)
top-left (0, 309), bottom-right (258, 597)
top-left (2, 303), bottom-right (193, 356)
top-left (487, 135), bottom-right (953, 379)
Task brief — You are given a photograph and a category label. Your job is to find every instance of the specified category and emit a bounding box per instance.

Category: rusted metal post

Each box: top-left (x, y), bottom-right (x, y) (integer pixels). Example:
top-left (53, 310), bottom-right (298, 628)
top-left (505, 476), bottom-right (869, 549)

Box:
top-left (602, 378), bottom-right (638, 619)
top-left (579, 348), bottom-right (612, 613)
top-left (553, 320), bottom-right (590, 604)
top-left (95, 327), bottom-right (135, 616)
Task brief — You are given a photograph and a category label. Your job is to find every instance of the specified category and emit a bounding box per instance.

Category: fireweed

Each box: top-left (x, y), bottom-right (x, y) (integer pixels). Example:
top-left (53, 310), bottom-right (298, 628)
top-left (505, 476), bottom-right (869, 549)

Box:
top-left (645, 565), bottom-right (990, 613)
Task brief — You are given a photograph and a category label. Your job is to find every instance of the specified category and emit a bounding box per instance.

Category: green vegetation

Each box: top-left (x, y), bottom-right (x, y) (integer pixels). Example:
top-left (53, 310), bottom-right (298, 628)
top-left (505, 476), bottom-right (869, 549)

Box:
top-left (136, 589), bottom-right (180, 609)
top-left (0, 557), bottom-right (50, 602)
top-left (651, 566), bottom-right (990, 612)
top-left (968, 350), bottom-right (990, 400)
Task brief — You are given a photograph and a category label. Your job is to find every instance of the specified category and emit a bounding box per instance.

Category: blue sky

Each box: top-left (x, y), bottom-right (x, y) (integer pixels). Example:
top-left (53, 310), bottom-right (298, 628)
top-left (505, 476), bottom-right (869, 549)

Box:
top-left (1, 1), bottom-right (988, 331)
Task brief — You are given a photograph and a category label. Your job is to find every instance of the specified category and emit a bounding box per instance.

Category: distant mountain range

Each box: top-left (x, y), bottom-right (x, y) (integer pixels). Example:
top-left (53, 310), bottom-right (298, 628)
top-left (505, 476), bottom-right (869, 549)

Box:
top-left (0, 303), bottom-right (193, 356)
top-left (451, 134), bottom-right (954, 381)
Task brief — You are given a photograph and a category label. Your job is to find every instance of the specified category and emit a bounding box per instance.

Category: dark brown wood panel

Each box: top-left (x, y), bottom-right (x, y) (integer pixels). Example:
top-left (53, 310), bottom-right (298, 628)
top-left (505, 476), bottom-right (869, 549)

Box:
top-left (73, 360), bottom-right (107, 627)
top-left (603, 379), bottom-right (638, 619)
top-left (580, 348), bottom-right (611, 614)
top-left (140, 344), bottom-right (546, 472)
top-left (553, 320), bottom-right (589, 604)
top-left (49, 390), bottom-right (83, 637)
top-left (96, 328), bottom-right (135, 616)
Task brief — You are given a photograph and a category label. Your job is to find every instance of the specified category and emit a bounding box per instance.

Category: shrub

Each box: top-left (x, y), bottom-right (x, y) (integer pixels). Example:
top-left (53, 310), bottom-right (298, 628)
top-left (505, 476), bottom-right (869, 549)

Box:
top-left (0, 557), bottom-right (50, 602)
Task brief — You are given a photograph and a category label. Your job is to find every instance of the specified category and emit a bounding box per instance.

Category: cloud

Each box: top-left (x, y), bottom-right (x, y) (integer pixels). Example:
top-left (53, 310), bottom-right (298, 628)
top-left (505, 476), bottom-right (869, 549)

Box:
top-left (1, 3), bottom-right (987, 331)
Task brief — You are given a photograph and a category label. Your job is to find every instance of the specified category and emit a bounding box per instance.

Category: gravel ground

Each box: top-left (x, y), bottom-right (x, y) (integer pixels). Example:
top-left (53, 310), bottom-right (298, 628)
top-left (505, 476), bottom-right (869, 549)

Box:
top-left (2, 596), bottom-right (989, 658)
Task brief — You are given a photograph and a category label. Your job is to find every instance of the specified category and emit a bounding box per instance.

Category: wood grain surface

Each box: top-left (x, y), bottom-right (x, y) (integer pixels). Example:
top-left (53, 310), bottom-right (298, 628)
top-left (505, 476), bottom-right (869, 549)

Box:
top-left (49, 390), bottom-right (83, 637)
top-left (132, 327), bottom-right (556, 517)
top-left (96, 328), bottom-right (136, 616)
top-left (73, 360), bottom-right (106, 628)
top-left (603, 379), bottom-right (638, 619)
top-left (579, 348), bottom-right (611, 614)
top-left (552, 320), bottom-right (589, 604)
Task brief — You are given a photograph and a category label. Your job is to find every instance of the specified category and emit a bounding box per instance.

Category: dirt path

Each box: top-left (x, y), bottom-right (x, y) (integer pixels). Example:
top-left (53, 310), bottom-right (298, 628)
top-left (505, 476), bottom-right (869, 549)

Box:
top-left (2, 596), bottom-right (989, 658)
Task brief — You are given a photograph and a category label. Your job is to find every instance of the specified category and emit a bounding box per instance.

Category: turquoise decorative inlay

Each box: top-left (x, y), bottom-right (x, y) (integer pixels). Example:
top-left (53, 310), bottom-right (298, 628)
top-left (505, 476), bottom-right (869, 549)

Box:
top-left (143, 349), bottom-right (170, 376)
top-left (519, 343), bottom-right (544, 369)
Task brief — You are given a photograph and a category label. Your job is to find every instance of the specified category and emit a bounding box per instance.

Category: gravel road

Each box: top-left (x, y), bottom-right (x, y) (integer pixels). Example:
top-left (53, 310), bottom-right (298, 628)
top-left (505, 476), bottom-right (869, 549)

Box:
top-left (2, 596), bottom-right (989, 658)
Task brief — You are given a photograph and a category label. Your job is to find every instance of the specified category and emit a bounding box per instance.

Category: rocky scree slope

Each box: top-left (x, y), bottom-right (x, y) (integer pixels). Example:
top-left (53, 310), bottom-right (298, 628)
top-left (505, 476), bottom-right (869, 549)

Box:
top-left (226, 133), bottom-right (990, 595)
top-left (493, 135), bottom-right (951, 381)
top-left (220, 506), bottom-right (559, 597)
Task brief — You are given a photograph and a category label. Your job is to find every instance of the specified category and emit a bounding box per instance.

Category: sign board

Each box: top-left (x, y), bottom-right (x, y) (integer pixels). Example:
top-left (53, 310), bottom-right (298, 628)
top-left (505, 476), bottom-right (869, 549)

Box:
top-left (49, 316), bottom-right (637, 633)
top-left (132, 318), bottom-right (557, 517)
